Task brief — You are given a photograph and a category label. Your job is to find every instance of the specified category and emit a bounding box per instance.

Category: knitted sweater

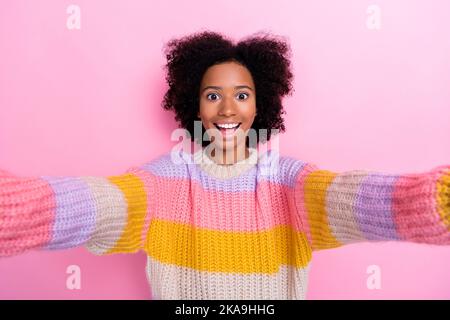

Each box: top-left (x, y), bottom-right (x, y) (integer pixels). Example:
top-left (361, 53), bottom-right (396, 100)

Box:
top-left (0, 147), bottom-right (449, 299)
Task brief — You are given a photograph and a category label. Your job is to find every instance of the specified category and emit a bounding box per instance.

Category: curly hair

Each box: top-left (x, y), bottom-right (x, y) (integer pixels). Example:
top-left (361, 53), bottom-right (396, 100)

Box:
top-left (162, 30), bottom-right (294, 147)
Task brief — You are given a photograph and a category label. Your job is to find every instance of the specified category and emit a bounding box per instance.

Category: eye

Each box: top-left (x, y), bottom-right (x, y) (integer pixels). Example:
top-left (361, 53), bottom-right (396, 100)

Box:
top-left (206, 93), bottom-right (220, 101)
top-left (237, 92), bottom-right (249, 100)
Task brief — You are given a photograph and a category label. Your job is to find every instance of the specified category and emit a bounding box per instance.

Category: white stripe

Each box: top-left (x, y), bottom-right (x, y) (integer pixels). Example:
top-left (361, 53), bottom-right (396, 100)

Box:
top-left (146, 255), bottom-right (310, 300)
top-left (326, 171), bottom-right (368, 243)
top-left (81, 176), bottom-right (128, 255)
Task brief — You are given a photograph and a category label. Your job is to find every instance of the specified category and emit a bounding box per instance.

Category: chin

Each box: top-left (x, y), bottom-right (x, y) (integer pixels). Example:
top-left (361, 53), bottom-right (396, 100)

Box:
top-left (206, 128), bottom-right (248, 150)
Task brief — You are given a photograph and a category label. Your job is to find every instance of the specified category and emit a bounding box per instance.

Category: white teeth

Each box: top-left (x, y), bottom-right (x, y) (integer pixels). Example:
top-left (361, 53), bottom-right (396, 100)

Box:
top-left (216, 123), bottom-right (240, 129)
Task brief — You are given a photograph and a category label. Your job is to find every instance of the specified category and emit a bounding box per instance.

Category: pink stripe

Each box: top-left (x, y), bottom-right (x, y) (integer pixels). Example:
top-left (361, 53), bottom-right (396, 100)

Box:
top-left (393, 172), bottom-right (450, 244)
top-left (151, 177), bottom-right (304, 232)
top-left (0, 176), bottom-right (56, 256)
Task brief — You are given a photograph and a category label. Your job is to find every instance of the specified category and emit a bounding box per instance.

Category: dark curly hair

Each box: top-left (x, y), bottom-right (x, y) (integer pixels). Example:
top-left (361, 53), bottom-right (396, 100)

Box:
top-left (162, 30), bottom-right (294, 148)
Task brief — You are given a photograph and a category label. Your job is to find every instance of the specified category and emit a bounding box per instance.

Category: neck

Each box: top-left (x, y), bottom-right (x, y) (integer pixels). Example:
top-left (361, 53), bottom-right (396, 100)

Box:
top-left (193, 145), bottom-right (259, 179)
top-left (207, 145), bottom-right (250, 165)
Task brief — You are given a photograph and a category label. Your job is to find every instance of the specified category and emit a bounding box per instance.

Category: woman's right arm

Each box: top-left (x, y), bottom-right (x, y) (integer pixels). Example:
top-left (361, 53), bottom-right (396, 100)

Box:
top-left (0, 165), bottom-right (154, 257)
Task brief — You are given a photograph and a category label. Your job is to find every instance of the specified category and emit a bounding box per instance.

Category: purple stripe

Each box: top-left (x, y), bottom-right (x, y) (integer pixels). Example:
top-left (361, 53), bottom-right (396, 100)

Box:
top-left (354, 173), bottom-right (401, 240)
top-left (41, 176), bottom-right (97, 249)
top-left (140, 149), bottom-right (306, 191)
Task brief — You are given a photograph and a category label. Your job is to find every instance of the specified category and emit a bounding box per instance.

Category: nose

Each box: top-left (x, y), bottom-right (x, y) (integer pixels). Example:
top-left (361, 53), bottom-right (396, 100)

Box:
top-left (218, 96), bottom-right (237, 117)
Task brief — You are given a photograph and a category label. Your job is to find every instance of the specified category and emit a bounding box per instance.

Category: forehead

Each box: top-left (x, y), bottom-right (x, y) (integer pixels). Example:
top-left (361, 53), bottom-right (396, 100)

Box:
top-left (200, 62), bottom-right (254, 87)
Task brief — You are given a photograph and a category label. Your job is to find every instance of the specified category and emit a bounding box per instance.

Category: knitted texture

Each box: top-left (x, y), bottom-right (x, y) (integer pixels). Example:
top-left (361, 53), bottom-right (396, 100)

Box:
top-left (0, 148), bottom-right (449, 299)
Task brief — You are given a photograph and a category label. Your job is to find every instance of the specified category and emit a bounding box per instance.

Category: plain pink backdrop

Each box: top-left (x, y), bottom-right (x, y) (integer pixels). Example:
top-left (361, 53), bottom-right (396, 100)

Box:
top-left (0, 0), bottom-right (449, 299)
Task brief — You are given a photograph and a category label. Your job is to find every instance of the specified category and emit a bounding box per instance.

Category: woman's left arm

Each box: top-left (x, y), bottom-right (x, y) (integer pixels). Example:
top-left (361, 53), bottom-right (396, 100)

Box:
top-left (294, 163), bottom-right (450, 251)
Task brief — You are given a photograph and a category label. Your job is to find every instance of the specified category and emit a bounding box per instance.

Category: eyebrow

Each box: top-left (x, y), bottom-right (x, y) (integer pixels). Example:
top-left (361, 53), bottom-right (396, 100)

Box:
top-left (201, 85), bottom-right (254, 93)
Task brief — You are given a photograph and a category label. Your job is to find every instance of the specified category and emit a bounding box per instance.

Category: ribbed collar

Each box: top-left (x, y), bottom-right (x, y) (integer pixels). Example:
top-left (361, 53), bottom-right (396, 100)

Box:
top-left (192, 147), bottom-right (259, 179)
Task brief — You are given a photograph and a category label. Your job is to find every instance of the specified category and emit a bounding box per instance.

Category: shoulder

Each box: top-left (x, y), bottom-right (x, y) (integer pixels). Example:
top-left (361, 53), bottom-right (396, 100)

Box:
top-left (129, 149), bottom-right (192, 178)
top-left (257, 149), bottom-right (311, 187)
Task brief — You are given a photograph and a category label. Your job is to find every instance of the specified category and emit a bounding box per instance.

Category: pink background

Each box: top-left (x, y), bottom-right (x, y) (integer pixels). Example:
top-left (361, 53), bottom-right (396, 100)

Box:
top-left (0, 0), bottom-right (449, 299)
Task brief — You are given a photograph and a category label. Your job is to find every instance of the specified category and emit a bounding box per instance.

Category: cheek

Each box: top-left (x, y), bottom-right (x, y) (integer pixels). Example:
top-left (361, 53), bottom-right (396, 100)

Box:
top-left (243, 106), bottom-right (257, 122)
top-left (246, 99), bottom-right (257, 116)
top-left (198, 106), bottom-right (213, 121)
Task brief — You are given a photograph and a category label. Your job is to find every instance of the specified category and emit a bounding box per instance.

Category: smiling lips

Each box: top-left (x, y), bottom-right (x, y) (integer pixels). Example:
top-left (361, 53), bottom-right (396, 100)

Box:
top-left (213, 122), bottom-right (241, 138)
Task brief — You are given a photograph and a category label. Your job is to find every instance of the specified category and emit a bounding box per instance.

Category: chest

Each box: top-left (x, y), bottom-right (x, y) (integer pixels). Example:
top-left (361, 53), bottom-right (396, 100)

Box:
top-left (143, 176), bottom-right (310, 273)
top-left (150, 176), bottom-right (300, 228)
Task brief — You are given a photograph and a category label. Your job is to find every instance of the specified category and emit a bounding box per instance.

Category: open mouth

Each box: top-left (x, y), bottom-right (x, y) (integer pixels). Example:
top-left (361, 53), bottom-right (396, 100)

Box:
top-left (213, 122), bottom-right (242, 138)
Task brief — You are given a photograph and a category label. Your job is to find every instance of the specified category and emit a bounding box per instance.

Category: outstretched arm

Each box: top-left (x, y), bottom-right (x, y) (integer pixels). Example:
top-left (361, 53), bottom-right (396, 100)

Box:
top-left (0, 165), bottom-right (154, 257)
top-left (294, 163), bottom-right (450, 251)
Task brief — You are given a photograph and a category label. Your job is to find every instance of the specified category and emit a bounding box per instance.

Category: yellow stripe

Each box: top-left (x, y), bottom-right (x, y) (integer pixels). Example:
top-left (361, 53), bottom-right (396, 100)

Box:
top-left (144, 219), bottom-right (312, 273)
top-left (304, 170), bottom-right (342, 250)
top-left (436, 170), bottom-right (450, 230)
top-left (107, 173), bottom-right (147, 254)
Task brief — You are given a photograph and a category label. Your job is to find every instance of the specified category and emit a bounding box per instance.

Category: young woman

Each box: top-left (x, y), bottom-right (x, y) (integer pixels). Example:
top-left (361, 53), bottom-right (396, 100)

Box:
top-left (0, 31), bottom-right (449, 300)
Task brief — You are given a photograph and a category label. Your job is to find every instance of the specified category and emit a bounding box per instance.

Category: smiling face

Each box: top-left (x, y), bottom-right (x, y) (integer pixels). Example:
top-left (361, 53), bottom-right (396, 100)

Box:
top-left (197, 60), bottom-right (257, 158)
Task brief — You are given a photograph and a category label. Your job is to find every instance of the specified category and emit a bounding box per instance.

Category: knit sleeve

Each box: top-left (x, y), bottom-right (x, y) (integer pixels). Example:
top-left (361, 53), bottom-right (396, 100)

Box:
top-left (294, 163), bottom-right (450, 251)
top-left (0, 165), bottom-right (154, 257)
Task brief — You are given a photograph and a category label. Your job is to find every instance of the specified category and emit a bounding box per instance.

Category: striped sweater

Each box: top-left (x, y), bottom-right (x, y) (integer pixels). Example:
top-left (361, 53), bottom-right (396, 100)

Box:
top-left (0, 147), bottom-right (449, 299)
